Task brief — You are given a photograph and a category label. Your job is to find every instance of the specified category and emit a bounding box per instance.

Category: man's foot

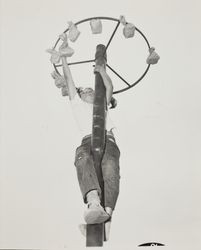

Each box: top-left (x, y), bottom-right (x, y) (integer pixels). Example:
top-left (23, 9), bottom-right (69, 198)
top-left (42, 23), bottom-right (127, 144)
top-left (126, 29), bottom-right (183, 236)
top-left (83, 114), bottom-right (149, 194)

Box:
top-left (84, 202), bottom-right (110, 224)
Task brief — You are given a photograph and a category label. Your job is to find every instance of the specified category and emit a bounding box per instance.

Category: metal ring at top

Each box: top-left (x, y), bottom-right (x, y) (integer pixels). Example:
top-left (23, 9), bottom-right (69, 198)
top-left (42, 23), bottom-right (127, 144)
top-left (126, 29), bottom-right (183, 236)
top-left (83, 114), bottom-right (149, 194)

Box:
top-left (52, 16), bottom-right (152, 95)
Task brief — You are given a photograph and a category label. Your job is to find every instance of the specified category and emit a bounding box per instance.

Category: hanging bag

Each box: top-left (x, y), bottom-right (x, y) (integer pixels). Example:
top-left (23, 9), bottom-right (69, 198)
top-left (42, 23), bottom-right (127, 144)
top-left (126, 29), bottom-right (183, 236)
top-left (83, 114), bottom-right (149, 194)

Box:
top-left (123, 23), bottom-right (135, 38)
top-left (90, 19), bottom-right (102, 34)
top-left (46, 49), bottom-right (61, 64)
top-left (120, 15), bottom-right (135, 38)
top-left (59, 33), bottom-right (74, 57)
top-left (68, 21), bottom-right (80, 42)
top-left (61, 86), bottom-right (69, 96)
top-left (51, 71), bottom-right (66, 88)
top-left (146, 47), bottom-right (160, 65)
top-left (59, 45), bottom-right (74, 57)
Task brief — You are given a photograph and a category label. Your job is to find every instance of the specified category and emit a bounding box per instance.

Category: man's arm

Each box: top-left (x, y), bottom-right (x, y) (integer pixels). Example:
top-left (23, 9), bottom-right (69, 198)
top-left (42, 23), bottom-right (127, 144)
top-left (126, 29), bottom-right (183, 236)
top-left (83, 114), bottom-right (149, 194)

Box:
top-left (59, 33), bottom-right (77, 100)
top-left (94, 65), bottom-right (113, 105)
top-left (61, 57), bottom-right (77, 100)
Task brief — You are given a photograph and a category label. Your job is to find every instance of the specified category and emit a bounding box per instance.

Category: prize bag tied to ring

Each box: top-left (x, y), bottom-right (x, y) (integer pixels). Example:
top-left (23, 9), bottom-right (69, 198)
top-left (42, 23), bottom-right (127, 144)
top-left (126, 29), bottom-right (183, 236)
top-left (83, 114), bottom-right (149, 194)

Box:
top-left (90, 19), bottom-right (102, 34)
top-left (120, 15), bottom-right (135, 38)
top-left (68, 21), bottom-right (81, 42)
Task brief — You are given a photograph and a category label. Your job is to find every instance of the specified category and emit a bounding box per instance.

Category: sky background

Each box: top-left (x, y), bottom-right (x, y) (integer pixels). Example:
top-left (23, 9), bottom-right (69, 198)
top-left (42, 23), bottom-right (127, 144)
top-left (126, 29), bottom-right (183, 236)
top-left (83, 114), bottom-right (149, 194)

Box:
top-left (0, 0), bottom-right (201, 249)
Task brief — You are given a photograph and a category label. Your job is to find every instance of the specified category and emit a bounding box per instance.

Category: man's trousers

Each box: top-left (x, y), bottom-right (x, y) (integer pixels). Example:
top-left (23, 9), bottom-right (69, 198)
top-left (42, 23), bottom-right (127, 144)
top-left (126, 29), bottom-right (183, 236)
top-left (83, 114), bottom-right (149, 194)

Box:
top-left (74, 134), bottom-right (120, 210)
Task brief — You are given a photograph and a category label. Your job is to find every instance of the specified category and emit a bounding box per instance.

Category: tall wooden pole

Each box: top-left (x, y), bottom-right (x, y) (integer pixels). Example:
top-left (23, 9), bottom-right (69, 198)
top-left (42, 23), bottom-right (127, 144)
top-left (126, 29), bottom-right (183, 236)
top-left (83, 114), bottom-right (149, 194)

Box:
top-left (86, 44), bottom-right (107, 247)
top-left (91, 44), bottom-right (107, 205)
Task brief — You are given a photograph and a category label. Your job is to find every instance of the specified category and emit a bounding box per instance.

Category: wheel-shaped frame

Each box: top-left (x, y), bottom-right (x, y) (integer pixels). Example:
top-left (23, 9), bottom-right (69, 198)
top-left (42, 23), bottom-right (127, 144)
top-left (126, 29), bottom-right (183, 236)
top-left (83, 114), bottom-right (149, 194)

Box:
top-left (52, 16), bottom-right (151, 94)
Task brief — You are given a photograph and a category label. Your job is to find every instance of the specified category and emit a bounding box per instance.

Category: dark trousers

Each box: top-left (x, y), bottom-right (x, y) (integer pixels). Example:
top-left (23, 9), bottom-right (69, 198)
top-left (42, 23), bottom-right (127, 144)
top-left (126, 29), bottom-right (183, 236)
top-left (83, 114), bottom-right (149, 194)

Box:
top-left (74, 134), bottom-right (120, 210)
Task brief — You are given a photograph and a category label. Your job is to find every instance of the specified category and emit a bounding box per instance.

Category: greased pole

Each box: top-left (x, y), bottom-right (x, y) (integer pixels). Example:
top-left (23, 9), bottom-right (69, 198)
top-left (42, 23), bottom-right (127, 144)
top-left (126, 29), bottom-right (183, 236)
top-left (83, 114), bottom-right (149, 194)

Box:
top-left (86, 44), bottom-right (107, 247)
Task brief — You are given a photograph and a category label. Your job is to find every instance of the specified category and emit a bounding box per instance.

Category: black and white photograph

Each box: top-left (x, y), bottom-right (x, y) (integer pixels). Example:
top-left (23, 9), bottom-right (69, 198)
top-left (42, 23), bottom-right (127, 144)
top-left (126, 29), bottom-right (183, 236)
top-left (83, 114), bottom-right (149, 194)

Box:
top-left (0, 0), bottom-right (201, 249)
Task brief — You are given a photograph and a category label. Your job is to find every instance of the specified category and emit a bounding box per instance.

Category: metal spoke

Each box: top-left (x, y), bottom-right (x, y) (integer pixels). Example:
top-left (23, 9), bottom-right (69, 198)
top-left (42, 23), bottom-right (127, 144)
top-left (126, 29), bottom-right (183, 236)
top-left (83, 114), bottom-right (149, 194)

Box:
top-left (104, 21), bottom-right (120, 55)
top-left (55, 59), bottom-right (95, 67)
top-left (113, 64), bottom-right (151, 94)
top-left (106, 64), bottom-right (131, 87)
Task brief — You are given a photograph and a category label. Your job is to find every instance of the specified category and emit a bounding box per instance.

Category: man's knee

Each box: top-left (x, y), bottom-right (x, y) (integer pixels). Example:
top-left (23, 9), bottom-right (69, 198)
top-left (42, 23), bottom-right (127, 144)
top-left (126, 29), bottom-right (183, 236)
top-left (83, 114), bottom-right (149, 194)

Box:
top-left (102, 158), bottom-right (120, 179)
top-left (74, 150), bottom-right (91, 167)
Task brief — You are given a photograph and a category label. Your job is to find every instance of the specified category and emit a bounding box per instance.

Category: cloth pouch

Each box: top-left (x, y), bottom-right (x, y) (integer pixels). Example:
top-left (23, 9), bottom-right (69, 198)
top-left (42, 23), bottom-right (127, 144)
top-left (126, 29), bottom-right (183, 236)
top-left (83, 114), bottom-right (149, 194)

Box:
top-left (46, 49), bottom-right (61, 64)
top-left (90, 19), bottom-right (102, 34)
top-left (59, 46), bottom-right (74, 57)
top-left (146, 47), bottom-right (160, 65)
top-left (51, 71), bottom-right (66, 88)
top-left (123, 23), bottom-right (135, 38)
top-left (61, 86), bottom-right (69, 96)
top-left (68, 21), bottom-right (80, 42)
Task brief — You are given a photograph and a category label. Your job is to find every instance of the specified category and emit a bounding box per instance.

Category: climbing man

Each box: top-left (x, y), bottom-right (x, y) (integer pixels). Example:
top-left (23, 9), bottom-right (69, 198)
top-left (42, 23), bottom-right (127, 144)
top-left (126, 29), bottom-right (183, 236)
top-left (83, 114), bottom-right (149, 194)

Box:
top-left (51, 33), bottom-right (120, 240)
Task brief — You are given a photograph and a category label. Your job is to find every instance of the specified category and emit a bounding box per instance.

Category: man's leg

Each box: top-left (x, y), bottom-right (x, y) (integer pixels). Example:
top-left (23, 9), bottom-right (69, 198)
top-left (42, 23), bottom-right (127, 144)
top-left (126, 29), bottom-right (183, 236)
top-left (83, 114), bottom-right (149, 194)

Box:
top-left (101, 137), bottom-right (120, 240)
top-left (74, 139), bottom-right (109, 224)
top-left (74, 142), bottom-right (101, 200)
top-left (101, 138), bottom-right (120, 211)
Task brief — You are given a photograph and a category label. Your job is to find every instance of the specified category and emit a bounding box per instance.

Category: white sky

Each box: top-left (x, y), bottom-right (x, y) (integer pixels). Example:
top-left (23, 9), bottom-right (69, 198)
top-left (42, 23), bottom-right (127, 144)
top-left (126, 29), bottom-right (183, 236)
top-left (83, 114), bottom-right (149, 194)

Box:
top-left (0, 0), bottom-right (201, 249)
